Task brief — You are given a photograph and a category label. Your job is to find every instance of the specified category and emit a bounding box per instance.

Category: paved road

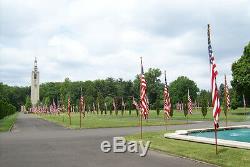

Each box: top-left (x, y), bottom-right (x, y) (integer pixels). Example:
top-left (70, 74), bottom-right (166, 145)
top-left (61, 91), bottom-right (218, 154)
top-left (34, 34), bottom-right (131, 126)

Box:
top-left (2, 113), bottom-right (246, 167)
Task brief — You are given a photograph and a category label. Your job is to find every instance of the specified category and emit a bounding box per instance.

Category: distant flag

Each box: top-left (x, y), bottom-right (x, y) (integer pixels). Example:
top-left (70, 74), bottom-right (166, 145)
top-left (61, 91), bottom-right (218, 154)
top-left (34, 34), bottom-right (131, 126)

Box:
top-left (176, 102), bottom-right (180, 111)
top-left (53, 99), bottom-right (57, 114)
top-left (132, 97), bottom-right (140, 111)
top-left (93, 102), bottom-right (96, 113)
top-left (68, 96), bottom-right (71, 116)
top-left (208, 24), bottom-right (221, 129)
top-left (104, 102), bottom-right (107, 113)
top-left (112, 98), bottom-right (116, 111)
top-left (163, 71), bottom-right (171, 118)
top-left (80, 94), bottom-right (84, 114)
top-left (243, 94), bottom-right (246, 108)
top-left (122, 97), bottom-right (126, 110)
top-left (140, 57), bottom-right (149, 119)
top-left (97, 102), bottom-right (100, 114)
top-left (224, 75), bottom-right (230, 109)
top-left (188, 89), bottom-right (192, 114)
top-left (88, 105), bottom-right (91, 113)
top-left (180, 102), bottom-right (184, 111)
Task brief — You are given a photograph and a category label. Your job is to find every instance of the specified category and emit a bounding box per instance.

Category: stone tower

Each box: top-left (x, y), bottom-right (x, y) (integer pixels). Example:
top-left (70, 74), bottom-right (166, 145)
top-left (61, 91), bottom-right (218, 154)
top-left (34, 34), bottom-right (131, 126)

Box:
top-left (31, 58), bottom-right (39, 106)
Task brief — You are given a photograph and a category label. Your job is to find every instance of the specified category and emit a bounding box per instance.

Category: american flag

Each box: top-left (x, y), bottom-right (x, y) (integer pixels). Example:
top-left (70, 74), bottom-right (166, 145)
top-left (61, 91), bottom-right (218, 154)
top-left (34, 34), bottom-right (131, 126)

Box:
top-left (68, 96), bottom-right (71, 116)
top-left (121, 97), bottom-right (125, 110)
top-left (188, 89), bottom-right (192, 114)
top-left (93, 102), bottom-right (96, 112)
top-left (140, 57), bottom-right (149, 119)
top-left (224, 75), bottom-right (230, 109)
top-left (243, 94), bottom-right (246, 108)
top-left (80, 95), bottom-right (84, 113)
top-left (104, 102), bottom-right (107, 111)
top-left (132, 97), bottom-right (140, 111)
top-left (163, 71), bottom-right (171, 118)
top-left (208, 24), bottom-right (221, 128)
top-left (112, 98), bottom-right (116, 111)
top-left (52, 99), bottom-right (57, 114)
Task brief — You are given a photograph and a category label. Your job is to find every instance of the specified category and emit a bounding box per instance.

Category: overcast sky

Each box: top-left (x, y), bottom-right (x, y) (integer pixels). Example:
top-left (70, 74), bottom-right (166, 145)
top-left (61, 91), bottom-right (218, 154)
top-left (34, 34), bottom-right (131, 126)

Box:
top-left (0, 0), bottom-right (249, 89)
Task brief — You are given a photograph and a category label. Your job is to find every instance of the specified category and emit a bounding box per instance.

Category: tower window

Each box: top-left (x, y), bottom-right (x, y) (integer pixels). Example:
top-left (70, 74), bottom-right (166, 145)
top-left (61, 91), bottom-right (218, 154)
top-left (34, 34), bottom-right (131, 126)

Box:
top-left (34, 73), bottom-right (37, 79)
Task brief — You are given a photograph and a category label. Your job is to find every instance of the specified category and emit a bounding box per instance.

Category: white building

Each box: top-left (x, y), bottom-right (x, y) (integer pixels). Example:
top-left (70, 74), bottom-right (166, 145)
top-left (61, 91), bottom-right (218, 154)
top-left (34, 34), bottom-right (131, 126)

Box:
top-left (31, 58), bottom-right (39, 106)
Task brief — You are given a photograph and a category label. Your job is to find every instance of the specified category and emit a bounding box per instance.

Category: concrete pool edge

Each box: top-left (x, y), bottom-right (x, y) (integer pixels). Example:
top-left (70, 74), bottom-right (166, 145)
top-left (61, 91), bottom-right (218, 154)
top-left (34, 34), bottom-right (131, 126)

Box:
top-left (164, 125), bottom-right (250, 150)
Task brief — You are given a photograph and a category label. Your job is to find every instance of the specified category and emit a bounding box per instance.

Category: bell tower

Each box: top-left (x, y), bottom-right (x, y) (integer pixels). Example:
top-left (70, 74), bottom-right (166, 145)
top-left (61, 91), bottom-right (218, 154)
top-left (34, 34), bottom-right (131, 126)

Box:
top-left (31, 57), bottom-right (39, 106)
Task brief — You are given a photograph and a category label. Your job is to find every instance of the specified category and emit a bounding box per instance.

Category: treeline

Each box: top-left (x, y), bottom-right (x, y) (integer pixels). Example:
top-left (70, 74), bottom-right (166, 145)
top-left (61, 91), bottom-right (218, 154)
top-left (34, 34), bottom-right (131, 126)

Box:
top-left (0, 83), bottom-right (29, 118)
top-left (0, 100), bottom-right (16, 119)
top-left (37, 69), bottom-right (201, 112)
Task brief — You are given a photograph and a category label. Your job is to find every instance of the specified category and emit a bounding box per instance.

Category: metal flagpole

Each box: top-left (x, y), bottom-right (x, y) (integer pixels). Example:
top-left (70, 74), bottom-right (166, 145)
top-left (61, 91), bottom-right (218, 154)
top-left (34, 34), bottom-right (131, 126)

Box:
top-left (68, 96), bottom-right (71, 126)
top-left (140, 112), bottom-right (143, 139)
top-left (243, 94), bottom-right (246, 118)
top-left (224, 75), bottom-right (228, 127)
top-left (215, 124), bottom-right (218, 154)
top-left (140, 57), bottom-right (143, 139)
top-left (80, 88), bottom-right (82, 128)
top-left (164, 114), bottom-right (167, 131)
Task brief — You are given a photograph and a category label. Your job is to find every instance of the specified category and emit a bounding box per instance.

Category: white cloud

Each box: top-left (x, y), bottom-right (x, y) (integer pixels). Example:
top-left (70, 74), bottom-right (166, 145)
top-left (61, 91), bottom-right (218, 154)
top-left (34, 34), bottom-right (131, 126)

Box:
top-left (0, 0), bottom-right (249, 89)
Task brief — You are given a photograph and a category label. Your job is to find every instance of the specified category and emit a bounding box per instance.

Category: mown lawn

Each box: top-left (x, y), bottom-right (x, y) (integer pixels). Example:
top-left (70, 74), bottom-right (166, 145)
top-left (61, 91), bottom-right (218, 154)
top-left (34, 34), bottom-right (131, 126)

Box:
top-left (0, 113), bottom-right (18, 132)
top-left (39, 108), bottom-right (249, 129)
top-left (39, 112), bottom-right (187, 129)
top-left (126, 130), bottom-right (250, 167)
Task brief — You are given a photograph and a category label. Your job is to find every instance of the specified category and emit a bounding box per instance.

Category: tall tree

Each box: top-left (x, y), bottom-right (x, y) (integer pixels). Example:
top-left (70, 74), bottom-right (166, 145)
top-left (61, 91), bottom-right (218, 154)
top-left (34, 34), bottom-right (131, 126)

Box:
top-left (231, 42), bottom-right (250, 106)
top-left (169, 76), bottom-right (199, 105)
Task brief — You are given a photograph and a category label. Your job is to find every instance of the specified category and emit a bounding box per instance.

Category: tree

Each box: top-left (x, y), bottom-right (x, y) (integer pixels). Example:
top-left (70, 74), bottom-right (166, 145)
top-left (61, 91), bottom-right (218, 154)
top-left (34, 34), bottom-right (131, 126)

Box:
top-left (169, 76), bottom-right (199, 105)
top-left (200, 90), bottom-right (208, 118)
top-left (183, 99), bottom-right (188, 117)
top-left (231, 42), bottom-right (250, 106)
top-left (25, 96), bottom-right (32, 111)
top-left (104, 96), bottom-right (113, 115)
top-left (231, 89), bottom-right (239, 110)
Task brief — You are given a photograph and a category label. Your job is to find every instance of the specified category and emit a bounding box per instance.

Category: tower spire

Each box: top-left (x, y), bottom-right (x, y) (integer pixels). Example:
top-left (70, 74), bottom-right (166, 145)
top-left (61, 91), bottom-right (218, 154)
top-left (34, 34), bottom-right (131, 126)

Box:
top-left (34, 57), bottom-right (38, 71)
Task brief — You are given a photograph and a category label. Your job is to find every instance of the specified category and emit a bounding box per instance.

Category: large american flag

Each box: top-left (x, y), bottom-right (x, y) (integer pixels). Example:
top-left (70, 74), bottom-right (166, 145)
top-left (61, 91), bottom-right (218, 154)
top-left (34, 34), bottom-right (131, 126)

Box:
top-left (163, 71), bottom-right (171, 118)
top-left (188, 89), bottom-right (192, 114)
top-left (224, 75), bottom-right (230, 109)
top-left (208, 24), bottom-right (221, 128)
top-left (140, 58), bottom-right (149, 119)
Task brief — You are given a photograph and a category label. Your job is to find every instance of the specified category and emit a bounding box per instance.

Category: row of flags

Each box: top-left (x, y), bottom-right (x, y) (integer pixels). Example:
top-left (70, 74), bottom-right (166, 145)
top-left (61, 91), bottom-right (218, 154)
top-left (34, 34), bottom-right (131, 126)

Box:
top-left (31, 24), bottom-right (244, 129)
top-left (30, 103), bottom-right (60, 114)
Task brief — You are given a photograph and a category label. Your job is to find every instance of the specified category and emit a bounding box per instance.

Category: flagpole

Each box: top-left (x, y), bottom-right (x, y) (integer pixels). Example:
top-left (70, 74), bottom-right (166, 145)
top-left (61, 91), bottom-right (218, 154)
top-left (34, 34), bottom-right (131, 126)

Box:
top-left (140, 113), bottom-right (143, 139)
top-left (226, 77), bottom-right (228, 127)
top-left (68, 96), bottom-right (71, 126)
top-left (80, 88), bottom-right (82, 128)
top-left (208, 24), bottom-right (221, 154)
top-left (243, 94), bottom-right (246, 118)
top-left (140, 57), bottom-right (143, 139)
top-left (164, 114), bottom-right (167, 131)
top-left (215, 124), bottom-right (218, 154)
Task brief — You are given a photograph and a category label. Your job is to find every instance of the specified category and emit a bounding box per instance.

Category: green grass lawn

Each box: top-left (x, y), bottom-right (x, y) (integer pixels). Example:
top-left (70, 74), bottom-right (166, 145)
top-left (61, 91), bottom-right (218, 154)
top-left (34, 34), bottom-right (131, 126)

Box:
top-left (39, 108), bottom-right (249, 129)
top-left (0, 113), bottom-right (18, 132)
top-left (39, 112), bottom-right (187, 129)
top-left (126, 130), bottom-right (250, 167)
top-left (171, 107), bottom-right (250, 122)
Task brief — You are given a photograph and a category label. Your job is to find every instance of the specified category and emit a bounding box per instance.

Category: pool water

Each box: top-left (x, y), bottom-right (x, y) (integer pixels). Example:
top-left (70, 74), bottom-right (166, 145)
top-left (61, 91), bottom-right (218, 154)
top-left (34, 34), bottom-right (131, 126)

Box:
top-left (189, 128), bottom-right (250, 143)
